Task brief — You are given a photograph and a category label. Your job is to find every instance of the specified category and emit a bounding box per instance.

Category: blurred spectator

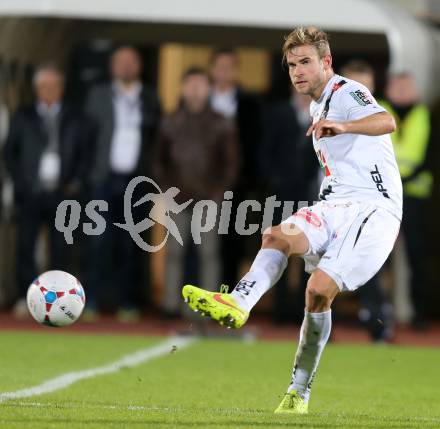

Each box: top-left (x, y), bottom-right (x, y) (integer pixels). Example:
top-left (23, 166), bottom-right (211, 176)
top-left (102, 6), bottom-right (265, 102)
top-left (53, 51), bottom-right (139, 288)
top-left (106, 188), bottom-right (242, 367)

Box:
top-left (383, 72), bottom-right (434, 330)
top-left (154, 67), bottom-right (239, 318)
top-left (85, 46), bottom-right (160, 320)
top-left (0, 101), bottom-right (10, 218)
top-left (4, 63), bottom-right (92, 316)
top-left (340, 60), bottom-right (376, 94)
top-left (0, 102), bottom-right (8, 144)
top-left (209, 48), bottom-right (263, 288)
top-left (340, 59), bottom-right (394, 341)
top-left (261, 89), bottom-right (318, 323)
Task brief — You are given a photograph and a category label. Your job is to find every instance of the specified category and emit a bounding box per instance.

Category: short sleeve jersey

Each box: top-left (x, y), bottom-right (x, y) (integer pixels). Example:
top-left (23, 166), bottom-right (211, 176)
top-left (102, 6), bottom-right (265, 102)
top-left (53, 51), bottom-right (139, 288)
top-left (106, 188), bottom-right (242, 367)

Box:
top-left (310, 74), bottom-right (402, 220)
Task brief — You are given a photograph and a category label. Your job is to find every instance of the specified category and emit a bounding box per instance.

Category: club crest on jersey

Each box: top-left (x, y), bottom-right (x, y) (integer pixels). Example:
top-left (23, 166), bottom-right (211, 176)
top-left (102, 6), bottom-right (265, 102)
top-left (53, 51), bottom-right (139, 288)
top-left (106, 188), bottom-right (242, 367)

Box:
top-left (332, 82), bottom-right (345, 92)
top-left (349, 90), bottom-right (373, 106)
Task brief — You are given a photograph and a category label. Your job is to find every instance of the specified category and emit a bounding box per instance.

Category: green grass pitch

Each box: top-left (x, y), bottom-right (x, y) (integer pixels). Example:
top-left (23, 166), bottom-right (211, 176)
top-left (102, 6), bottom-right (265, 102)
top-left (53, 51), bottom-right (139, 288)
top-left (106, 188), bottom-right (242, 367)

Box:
top-left (0, 330), bottom-right (439, 428)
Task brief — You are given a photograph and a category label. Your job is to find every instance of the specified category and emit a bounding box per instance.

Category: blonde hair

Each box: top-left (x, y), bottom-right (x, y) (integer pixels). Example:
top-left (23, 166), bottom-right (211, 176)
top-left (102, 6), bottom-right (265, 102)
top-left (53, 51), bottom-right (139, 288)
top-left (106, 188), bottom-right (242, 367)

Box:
top-left (282, 26), bottom-right (331, 63)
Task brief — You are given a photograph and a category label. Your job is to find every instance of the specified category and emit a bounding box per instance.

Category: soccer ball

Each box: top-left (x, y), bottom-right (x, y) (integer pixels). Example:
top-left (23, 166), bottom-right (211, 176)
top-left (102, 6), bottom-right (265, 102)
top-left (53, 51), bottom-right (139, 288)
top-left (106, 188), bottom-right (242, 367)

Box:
top-left (26, 270), bottom-right (86, 327)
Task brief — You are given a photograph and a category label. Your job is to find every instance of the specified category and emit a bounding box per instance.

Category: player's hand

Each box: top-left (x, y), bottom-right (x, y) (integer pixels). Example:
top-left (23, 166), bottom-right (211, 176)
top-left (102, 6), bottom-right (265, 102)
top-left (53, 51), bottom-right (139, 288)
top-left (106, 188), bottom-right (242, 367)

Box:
top-left (306, 120), bottom-right (347, 140)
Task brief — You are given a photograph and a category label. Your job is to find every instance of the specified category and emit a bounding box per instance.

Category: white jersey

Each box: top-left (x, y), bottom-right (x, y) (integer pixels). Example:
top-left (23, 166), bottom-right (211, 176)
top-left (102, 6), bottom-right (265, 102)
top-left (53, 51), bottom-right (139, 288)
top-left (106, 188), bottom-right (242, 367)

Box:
top-left (310, 74), bottom-right (403, 220)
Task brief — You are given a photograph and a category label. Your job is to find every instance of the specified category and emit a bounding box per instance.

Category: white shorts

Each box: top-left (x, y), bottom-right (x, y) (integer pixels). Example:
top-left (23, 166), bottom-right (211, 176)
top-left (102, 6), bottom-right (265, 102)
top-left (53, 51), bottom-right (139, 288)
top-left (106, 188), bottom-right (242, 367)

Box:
top-left (282, 201), bottom-right (401, 292)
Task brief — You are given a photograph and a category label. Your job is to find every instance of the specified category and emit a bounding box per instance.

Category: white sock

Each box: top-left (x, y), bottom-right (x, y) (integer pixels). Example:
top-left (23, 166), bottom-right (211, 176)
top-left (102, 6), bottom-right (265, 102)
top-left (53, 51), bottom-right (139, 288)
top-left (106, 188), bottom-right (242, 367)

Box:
top-left (230, 249), bottom-right (288, 312)
top-left (287, 310), bottom-right (332, 402)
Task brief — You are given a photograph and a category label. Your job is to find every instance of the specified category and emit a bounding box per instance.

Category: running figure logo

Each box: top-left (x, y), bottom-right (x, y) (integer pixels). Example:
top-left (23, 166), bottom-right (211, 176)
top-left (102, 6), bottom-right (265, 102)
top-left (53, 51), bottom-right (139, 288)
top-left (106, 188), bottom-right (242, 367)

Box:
top-left (114, 176), bottom-right (193, 252)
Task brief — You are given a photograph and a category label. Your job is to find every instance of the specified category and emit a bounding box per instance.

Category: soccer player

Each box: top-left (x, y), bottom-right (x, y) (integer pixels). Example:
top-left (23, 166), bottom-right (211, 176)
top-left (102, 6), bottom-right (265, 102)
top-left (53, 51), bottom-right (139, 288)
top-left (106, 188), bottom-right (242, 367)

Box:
top-left (182, 27), bottom-right (402, 414)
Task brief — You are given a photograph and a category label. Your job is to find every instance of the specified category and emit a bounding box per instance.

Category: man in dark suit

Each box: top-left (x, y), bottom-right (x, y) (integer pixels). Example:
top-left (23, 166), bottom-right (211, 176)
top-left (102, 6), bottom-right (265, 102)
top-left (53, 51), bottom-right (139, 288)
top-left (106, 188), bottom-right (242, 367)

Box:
top-left (209, 49), bottom-right (263, 288)
top-left (4, 63), bottom-right (92, 315)
top-left (85, 46), bottom-right (160, 320)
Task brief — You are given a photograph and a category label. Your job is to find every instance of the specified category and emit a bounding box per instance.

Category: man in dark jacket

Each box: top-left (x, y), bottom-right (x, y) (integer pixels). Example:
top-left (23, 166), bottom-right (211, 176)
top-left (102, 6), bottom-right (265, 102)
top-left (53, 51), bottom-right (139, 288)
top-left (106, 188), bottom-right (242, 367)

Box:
top-left (154, 67), bottom-right (239, 317)
top-left (85, 46), bottom-right (160, 319)
top-left (4, 63), bottom-right (92, 314)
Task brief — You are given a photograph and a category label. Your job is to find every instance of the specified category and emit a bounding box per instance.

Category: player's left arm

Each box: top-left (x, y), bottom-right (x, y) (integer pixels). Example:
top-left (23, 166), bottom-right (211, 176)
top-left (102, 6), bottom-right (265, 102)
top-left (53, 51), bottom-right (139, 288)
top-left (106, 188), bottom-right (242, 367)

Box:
top-left (307, 112), bottom-right (396, 140)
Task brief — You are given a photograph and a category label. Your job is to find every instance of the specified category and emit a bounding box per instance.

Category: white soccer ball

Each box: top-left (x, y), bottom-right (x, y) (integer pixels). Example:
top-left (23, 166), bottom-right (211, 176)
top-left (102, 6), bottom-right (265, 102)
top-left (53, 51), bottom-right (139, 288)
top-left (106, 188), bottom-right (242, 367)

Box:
top-left (26, 270), bottom-right (86, 327)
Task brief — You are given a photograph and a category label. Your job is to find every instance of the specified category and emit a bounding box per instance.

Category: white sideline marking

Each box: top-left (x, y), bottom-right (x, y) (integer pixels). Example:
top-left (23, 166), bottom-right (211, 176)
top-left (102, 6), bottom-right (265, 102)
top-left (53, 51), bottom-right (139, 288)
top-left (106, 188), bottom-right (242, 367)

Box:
top-left (0, 336), bottom-right (196, 403)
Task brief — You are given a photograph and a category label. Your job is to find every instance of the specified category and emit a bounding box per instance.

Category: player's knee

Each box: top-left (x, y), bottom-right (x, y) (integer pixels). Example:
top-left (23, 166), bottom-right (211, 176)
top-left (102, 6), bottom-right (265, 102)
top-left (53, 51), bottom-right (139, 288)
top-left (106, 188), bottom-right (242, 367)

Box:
top-left (306, 284), bottom-right (331, 312)
top-left (262, 226), bottom-right (290, 255)
top-left (306, 272), bottom-right (338, 312)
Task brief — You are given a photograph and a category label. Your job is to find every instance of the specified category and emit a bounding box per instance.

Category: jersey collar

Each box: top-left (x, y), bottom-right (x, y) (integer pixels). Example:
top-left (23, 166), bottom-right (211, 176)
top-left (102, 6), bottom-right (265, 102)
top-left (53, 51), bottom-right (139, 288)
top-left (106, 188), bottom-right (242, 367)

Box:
top-left (317, 74), bottom-right (340, 104)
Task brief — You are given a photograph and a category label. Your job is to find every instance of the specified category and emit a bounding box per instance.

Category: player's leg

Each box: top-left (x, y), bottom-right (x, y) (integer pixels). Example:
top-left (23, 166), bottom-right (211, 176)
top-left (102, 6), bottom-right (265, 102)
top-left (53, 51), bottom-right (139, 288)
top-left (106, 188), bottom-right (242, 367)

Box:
top-left (229, 223), bottom-right (309, 312)
top-left (276, 205), bottom-right (401, 413)
top-left (182, 222), bottom-right (309, 328)
top-left (275, 269), bottom-right (338, 414)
